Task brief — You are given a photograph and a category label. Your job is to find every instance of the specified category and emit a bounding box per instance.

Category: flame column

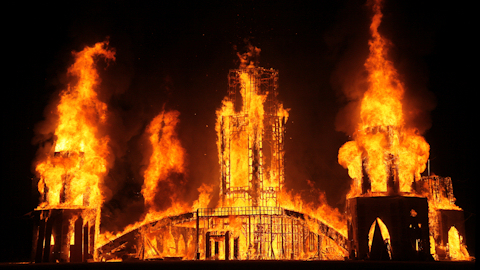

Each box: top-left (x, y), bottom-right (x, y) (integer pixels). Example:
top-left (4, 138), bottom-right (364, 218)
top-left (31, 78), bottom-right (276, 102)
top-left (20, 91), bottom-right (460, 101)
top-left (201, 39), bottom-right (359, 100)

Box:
top-left (219, 67), bottom-right (286, 207)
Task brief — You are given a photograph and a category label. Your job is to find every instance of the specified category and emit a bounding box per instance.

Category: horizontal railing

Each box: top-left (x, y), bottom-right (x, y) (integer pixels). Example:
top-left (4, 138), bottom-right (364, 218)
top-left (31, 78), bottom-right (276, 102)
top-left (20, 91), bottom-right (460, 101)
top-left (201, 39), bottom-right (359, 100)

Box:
top-left (197, 206), bottom-right (283, 217)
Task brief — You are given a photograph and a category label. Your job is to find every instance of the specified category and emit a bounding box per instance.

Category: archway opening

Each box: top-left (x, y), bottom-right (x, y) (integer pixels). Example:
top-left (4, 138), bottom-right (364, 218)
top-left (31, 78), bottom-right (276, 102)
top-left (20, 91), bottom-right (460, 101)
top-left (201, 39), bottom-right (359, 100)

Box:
top-left (447, 226), bottom-right (469, 260)
top-left (368, 217), bottom-right (392, 260)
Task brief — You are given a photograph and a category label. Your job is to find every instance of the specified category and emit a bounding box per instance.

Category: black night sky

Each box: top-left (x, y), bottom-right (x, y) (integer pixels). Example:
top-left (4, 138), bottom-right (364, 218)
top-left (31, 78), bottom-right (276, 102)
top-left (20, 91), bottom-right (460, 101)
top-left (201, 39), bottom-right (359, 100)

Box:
top-left (2, 0), bottom-right (475, 262)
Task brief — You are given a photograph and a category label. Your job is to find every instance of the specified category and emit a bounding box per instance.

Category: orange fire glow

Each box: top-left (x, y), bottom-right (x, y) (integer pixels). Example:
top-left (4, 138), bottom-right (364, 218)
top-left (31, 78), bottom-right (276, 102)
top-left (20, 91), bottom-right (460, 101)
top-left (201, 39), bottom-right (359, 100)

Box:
top-left (34, 9), bottom-right (471, 260)
top-left (96, 109), bottom-right (191, 250)
top-left (215, 63), bottom-right (289, 207)
top-left (447, 226), bottom-right (470, 260)
top-left (338, 0), bottom-right (429, 197)
top-left (142, 110), bottom-right (187, 211)
top-left (278, 189), bottom-right (347, 237)
top-left (213, 47), bottom-right (348, 260)
top-left (35, 41), bottom-right (115, 209)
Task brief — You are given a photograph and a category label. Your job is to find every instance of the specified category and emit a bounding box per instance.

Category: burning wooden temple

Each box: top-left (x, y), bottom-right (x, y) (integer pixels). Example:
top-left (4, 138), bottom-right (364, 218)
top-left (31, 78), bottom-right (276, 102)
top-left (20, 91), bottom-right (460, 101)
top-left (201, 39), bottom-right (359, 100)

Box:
top-left (30, 0), bottom-right (472, 263)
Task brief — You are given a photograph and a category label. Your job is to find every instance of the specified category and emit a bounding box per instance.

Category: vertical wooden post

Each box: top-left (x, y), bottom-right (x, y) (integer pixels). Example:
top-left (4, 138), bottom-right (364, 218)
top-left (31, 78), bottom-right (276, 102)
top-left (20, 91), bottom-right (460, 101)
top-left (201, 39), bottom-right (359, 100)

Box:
top-left (34, 214), bottom-right (46, 263)
top-left (291, 219), bottom-right (294, 259)
top-left (205, 232), bottom-right (211, 259)
top-left (196, 209), bottom-right (200, 260)
top-left (83, 223), bottom-right (89, 262)
top-left (225, 231), bottom-right (230, 260)
top-left (42, 212), bottom-right (53, 262)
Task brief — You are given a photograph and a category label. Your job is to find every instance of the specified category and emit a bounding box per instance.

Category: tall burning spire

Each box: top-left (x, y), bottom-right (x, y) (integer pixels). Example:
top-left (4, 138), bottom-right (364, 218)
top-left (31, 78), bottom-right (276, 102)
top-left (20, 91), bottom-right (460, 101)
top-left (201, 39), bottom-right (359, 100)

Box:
top-left (338, 0), bottom-right (430, 198)
top-left (216, 45), bottom-right (289, 207)
top-left (343, 0), bottom-right (471, 261)
top-left (35, 41), bottom-right (115, 208)
top-left (32, 41), bottom-right (115, 263)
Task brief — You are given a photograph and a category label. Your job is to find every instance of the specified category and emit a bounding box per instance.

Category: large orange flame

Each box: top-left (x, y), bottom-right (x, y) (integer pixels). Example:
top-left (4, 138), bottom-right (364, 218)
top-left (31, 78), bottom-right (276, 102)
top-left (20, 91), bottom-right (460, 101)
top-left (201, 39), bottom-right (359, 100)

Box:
top-left (338, 0), bottom-right (430, 197)
top-left (215, 62), bottom-right (290, 208)
top-left (35, 41), bottom-right (115, 209)
top-left (338, 1), bottom-right (472, 261)
top-left (97, 109), bottom-right (190, 250)
top-left (447, 226), bottom-right (470, 260)
top-left (142, 110), bottom-right (187, 211)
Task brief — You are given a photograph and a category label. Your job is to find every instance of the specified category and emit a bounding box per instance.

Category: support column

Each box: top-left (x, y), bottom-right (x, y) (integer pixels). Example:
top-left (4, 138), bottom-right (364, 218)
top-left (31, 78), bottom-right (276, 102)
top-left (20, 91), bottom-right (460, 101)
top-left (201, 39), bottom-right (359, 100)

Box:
top-left (225, 231), bottom-right (230, 260)
top-left (34, 215), bottom-right (46, 263)
top-left (42, 213), bottom-right (53, 262)
top-left (291, 219), bottom-right (294, 259)
top-left (205, 232), bottom-right (211, 259)
top-left (196, 209), bottom-right (200, 260)
top-left (234, 237), bottom-right (239, 259)
top-left (318, 234), bottom-right (323, 260)
top-left (70, 216), bottom-right (83, 262)
top-left (214, 241), bottom-right (219, 259)
top-left (83, 223), bottom-right (89, 262)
